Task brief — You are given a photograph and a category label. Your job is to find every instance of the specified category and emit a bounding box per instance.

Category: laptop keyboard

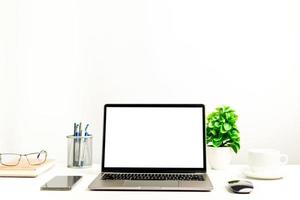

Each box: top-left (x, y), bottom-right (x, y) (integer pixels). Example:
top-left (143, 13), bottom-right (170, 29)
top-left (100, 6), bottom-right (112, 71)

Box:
top-left (101, 173), bottom-right (204, 181)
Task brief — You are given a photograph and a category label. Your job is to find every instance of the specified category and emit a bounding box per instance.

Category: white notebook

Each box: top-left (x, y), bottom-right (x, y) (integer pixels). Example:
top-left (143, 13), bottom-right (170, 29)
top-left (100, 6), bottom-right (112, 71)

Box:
top-left (0, 159), bottom-right (55, 177)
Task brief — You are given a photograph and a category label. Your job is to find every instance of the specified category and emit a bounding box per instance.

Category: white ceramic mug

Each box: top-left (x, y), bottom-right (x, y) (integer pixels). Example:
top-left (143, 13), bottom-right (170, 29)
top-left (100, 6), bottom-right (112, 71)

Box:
top-left (248, 149), bottom-right (288, 173)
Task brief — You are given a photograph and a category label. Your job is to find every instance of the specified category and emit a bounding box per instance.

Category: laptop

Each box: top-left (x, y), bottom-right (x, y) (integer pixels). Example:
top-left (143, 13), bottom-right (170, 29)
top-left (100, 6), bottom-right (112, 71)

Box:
top-left (88, 104), bottom-right (213, 191)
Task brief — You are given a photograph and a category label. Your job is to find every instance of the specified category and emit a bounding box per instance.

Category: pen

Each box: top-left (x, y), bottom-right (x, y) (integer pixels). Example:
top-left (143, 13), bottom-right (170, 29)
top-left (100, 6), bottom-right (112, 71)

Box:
top-left (73, 123), bottom-right (79, 166)
top-left (78, 122), bottom-right (83, 166)
top-left (74, 123), bottom-right (76, 136)
top-left (85, 124), bottom-right (89, 136)
top-left (79, 122), bottom-right (82, 136)
top-left (81, 124), bottom-right (90, 167)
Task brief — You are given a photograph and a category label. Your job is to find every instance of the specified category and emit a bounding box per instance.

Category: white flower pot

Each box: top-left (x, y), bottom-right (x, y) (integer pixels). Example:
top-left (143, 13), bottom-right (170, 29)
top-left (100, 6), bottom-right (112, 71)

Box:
top-left (207, 146), bottom-right (234, 170)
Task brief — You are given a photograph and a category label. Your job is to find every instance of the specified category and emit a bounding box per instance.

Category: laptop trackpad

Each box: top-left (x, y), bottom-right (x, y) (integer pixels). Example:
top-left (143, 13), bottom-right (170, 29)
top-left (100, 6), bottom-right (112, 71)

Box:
top-left (124, 181), bottom-right (178, 188)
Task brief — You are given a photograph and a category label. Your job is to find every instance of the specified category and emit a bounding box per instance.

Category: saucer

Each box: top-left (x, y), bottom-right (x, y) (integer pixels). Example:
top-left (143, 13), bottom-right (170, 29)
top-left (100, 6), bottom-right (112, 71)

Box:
top-left (243, 168), bottom-right (284, 180)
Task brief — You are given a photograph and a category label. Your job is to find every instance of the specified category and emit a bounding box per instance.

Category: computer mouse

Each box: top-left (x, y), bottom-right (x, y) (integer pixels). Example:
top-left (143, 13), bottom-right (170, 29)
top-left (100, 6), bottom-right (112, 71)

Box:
top-left (227, 180), bottom-right (254, 194)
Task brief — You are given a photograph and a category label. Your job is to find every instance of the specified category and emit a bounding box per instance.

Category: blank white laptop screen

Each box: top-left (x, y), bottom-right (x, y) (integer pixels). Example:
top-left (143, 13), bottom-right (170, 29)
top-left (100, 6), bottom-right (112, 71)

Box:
top-left (104, 106), bottom-right (204, 168)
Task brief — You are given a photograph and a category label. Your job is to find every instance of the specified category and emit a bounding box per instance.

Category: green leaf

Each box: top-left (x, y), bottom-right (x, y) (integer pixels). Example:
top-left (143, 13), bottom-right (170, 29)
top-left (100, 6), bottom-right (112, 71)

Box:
top-left (220, 117), bottom-right (225, 123)
top-left (206, 138), bottom-right (211, 144)
top-left (228, 117), bottom-right (236, 124)
top-left (208, 122), bottom-right (214, 128)
top-left (235, 142), bottom-right (240, 149)
top-left (224, 106), bottom-right (232, 112)
top-left (216, 107), bottom-right (223, 112)
top-left (214, 121), bottom-right (220, 127)
top-left (210, 129), bottom-right (216, 135)
top-left (223, 123), bottom-right (232, 131)
top-left (229, 131), bottom-right (239, 140)
top-left (231, 129), bottom-right (240, 139)
top-left (225, 113), bottom-right (230, 120)
top-left (212, 138), bottom-right (223, 147)
top-left (231, 143), bottom-right (238, 153)
top-left (220, 125), bottom-right (227, 133)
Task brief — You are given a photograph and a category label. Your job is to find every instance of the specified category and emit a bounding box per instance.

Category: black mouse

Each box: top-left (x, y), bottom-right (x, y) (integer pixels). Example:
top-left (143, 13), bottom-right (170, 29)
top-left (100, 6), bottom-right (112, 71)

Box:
top-left (227, 180), bottom-right (254, 194)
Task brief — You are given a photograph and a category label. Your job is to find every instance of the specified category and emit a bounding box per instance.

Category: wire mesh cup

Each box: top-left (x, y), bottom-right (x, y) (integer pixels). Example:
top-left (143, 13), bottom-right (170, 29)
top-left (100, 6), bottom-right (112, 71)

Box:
top-left (67, 135), bottom-right (92, 168)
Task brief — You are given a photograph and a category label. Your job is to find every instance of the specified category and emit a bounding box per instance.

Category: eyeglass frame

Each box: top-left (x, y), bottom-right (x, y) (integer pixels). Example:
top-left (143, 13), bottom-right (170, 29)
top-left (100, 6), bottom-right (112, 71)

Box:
top-left (0, 150), bottom-right (47, 166)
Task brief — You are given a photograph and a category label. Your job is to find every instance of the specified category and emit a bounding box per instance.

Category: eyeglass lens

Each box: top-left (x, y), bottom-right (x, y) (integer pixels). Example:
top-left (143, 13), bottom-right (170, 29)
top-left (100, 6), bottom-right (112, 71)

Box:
top-left (0, 154), bottom-right (21, 166)
top-left (26, 151), bottom-right (47, 165)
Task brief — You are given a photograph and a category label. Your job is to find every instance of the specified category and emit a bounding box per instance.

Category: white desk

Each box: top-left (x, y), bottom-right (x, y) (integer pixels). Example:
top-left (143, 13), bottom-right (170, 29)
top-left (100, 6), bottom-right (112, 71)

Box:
top-left (0, 164), bottom-right (299, 200)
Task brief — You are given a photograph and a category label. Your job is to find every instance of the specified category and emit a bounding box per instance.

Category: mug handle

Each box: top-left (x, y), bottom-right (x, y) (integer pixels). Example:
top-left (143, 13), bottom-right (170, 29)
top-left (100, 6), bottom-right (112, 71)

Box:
top-left (280, 154), bottom-right (288, 165)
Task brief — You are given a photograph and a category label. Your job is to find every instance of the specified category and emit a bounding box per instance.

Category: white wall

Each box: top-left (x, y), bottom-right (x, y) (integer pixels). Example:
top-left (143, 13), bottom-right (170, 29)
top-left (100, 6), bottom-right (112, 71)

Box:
top-left (1, 0), bottom-right (300, 164)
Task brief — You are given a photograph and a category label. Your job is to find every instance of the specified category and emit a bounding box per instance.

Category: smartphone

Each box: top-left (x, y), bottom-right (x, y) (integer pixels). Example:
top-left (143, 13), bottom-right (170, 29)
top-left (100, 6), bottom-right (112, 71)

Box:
top-left (40, 176), bottom-right (82, 191)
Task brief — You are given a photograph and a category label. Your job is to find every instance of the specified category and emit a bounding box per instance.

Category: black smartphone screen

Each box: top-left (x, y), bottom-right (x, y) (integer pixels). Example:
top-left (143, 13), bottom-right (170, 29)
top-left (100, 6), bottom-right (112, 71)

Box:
top-left (41, 176), bottom-right (82, 190)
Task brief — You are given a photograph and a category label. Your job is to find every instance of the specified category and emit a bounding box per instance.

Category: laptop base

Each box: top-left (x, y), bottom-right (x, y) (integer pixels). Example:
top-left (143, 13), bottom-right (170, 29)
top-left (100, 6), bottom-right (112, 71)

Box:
top-left (88, 173), bottom-right (213, 191)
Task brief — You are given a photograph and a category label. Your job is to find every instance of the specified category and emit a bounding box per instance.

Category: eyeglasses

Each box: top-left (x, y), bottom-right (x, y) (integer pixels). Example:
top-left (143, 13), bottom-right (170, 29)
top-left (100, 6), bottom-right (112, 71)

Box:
top-left (0, 150), bottom-right (47, 166)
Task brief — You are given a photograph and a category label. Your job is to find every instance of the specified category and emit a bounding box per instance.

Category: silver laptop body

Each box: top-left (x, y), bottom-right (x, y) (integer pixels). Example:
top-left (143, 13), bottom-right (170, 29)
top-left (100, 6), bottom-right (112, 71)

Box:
top-left (89, 104), bottom-right (213, 191)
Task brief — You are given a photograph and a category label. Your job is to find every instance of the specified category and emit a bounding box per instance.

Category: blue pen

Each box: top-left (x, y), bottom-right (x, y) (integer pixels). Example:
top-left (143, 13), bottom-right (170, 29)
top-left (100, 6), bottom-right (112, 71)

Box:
top-left (84, 124), bottom-right (89, 136)
top-left (81, 124), bottom-right (91, 166)
top-left (81, 124), bottom-right (90, 167)
top-left (78, 122), bottom-right (82, 136)
top-left (73, 123), bottom-right (79, 136)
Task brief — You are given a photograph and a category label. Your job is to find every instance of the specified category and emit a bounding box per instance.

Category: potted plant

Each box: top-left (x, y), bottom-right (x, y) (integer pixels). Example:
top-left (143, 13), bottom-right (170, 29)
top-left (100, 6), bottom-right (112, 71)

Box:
top-left (206, 105), bottom-right (240, 169)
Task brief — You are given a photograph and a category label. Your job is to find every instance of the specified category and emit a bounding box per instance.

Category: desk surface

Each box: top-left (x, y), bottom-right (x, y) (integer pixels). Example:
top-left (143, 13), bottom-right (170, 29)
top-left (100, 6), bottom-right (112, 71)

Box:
top-left (0, 164), bottom-right (299, 200)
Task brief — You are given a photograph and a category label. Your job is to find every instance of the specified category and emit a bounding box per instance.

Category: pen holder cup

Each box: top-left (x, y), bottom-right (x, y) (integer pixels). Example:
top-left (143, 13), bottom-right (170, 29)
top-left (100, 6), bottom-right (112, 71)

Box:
top-left (67, 135), bottom-right (92, 168)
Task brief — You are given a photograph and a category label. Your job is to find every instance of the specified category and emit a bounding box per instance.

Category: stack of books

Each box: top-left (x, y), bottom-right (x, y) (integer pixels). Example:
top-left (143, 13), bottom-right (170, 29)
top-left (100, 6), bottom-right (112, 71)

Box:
top-left (0, 159), bottom-right (55, 177)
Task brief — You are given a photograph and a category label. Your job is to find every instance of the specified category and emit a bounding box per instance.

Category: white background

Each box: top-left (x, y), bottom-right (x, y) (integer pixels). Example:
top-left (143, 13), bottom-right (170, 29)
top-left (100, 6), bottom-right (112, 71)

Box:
top-left (104, 107), bottom-right (203, 168)
top-left (0, 0), bottom-right (300, 164)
